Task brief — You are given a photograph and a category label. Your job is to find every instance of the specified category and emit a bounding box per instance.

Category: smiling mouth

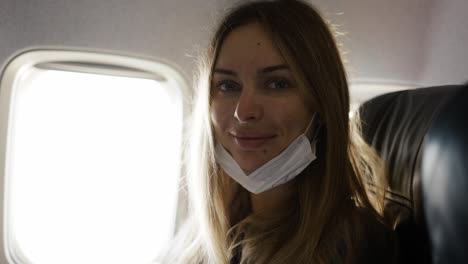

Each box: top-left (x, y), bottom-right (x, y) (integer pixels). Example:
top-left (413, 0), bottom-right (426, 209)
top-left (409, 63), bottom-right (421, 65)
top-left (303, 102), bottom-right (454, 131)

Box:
top-left (231, 134), bottom-right (276, 150)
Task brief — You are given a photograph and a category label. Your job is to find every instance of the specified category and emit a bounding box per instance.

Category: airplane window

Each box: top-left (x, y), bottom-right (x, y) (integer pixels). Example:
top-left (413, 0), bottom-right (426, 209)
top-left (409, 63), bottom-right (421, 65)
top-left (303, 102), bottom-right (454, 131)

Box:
top-left (0, 51), bottom-right (185, 264)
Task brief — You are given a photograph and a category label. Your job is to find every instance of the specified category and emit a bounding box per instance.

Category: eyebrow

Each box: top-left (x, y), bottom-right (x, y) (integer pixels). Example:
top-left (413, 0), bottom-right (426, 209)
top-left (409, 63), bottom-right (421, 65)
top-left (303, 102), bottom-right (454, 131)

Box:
top-left (213, 64), bottom-right (290, 76)
top-left (260, 65), bottom-right (289, 74)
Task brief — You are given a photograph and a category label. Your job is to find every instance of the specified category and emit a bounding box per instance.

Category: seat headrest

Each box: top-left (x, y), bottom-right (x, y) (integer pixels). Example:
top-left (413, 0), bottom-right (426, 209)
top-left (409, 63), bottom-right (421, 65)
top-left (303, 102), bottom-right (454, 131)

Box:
top-left (358, 84), bottom-right (466, 263)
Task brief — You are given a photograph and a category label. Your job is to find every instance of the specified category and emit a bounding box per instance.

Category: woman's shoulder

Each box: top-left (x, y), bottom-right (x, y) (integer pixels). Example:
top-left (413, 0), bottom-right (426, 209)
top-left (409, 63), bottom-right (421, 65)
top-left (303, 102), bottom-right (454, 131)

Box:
top-left (350, 207), bottom-right (399, 264)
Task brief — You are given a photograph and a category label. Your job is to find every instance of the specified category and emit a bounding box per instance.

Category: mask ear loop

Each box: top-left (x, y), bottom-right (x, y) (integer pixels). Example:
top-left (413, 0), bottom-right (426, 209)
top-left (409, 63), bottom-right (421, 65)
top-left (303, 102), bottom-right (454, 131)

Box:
top-left (304, 113), bottom-right (315, 134)
top-left (304, 113), bottom-right (321, 141)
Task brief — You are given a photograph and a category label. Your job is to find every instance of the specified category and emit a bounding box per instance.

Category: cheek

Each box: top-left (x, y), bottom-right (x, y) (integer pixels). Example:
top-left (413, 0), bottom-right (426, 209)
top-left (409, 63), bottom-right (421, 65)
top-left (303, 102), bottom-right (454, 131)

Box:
top-left (210, 101), bottom-right (231, 135)
top-left (279, 105), bottom-right (311, 136)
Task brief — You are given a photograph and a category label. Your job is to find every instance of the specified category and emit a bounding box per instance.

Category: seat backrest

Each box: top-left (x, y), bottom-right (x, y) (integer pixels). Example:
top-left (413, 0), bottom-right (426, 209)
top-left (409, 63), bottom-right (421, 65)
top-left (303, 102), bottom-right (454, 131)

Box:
top-left (358, 84), bottom-right (468, 263)
top-left (421, 85), bottom-right (468, 264)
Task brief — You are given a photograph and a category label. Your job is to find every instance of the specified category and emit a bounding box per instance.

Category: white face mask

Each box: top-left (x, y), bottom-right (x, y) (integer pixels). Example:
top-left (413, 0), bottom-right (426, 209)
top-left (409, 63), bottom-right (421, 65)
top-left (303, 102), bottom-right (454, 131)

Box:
top-left (215, 114), bottom-right (319, 194)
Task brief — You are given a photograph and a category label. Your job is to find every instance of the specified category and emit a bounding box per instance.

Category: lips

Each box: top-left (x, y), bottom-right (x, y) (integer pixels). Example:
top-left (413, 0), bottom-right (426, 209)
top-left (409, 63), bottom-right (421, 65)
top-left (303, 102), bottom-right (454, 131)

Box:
top-left (230, 131), bottom-right (276, 150)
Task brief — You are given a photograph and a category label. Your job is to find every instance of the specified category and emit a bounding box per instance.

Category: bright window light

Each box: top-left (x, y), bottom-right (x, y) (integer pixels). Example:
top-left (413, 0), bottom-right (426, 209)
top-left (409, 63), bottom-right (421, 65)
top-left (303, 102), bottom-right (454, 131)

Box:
top-left (5, 66), bottom-right (182, 264)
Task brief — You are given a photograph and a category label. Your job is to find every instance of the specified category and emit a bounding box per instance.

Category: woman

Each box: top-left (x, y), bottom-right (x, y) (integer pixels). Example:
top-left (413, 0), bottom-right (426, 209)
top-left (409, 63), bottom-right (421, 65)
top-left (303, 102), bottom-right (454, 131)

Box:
top-left (161, 0), bottom-right (397, 263)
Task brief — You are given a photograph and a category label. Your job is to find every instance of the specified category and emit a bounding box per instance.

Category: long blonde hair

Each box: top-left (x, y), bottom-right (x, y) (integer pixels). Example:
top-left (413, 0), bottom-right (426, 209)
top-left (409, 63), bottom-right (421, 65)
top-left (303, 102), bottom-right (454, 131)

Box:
top-left (161, 1), bottom-right (386, 263)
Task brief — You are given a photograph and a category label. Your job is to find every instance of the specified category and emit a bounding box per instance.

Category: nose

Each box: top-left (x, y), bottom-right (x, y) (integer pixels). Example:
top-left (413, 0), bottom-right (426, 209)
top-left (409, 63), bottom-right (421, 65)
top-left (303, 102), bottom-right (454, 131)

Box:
top-left (234, 89), bottom-right (263, 123)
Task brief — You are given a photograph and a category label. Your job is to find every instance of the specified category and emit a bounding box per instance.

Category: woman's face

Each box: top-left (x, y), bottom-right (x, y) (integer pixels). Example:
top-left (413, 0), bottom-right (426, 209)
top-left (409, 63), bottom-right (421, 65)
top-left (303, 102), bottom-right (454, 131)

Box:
top-left (210, 23), bottom-right (314, 174)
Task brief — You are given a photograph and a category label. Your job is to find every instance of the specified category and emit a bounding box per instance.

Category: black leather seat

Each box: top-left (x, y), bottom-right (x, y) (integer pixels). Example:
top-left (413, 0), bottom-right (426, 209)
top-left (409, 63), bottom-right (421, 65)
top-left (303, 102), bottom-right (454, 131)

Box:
top-left (358, 84), bottom-right (468, 263)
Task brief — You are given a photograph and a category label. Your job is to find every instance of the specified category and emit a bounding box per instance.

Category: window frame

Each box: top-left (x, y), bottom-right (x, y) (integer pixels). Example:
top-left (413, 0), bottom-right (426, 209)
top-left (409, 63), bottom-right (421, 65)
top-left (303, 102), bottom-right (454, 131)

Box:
top-left (0, 49), bottom-right (189, 264)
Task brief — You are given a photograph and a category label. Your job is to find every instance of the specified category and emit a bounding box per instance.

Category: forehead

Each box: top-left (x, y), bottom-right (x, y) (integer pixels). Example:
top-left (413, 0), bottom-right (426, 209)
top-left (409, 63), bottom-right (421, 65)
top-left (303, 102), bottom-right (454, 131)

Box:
top-left (215, 22), bottom-right (286, 69)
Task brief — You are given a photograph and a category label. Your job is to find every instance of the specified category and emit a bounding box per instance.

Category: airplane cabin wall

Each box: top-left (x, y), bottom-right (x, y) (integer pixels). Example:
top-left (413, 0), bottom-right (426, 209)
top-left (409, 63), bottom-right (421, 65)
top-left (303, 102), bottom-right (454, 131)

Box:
top-left (312, 0), bottom-right (433, 87)
top-left (0, 0), bottom-right (229, 83)
top-left (1, 0), bottom-right (467, 89)
top-left (420, 0), bottom-right (468, 86)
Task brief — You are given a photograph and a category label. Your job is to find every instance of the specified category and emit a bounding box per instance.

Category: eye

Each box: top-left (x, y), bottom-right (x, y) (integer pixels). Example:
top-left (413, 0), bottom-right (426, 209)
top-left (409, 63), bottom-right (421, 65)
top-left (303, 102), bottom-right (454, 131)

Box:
top-left (267, 79), bottom-right (290, 90)
top-left (217, 80), bottom-right (241, 92)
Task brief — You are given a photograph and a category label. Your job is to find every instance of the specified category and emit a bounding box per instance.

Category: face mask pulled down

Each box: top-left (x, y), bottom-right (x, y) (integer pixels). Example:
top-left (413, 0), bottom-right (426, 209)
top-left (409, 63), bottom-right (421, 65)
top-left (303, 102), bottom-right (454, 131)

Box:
top-left (215, 115), bottom-right (318, 194)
